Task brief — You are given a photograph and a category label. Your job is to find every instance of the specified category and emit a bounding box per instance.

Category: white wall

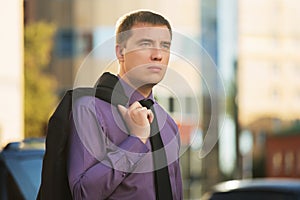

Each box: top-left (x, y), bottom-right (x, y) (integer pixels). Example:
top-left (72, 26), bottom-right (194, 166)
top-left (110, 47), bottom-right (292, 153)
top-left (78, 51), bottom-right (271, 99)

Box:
top-left (0, 0), bottom-right (24, 147)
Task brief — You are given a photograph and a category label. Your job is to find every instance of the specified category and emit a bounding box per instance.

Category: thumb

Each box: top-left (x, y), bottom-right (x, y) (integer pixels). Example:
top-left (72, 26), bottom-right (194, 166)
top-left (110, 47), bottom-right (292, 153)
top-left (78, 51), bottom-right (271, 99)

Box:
top-left (117, 104), bottom-right (127, 118)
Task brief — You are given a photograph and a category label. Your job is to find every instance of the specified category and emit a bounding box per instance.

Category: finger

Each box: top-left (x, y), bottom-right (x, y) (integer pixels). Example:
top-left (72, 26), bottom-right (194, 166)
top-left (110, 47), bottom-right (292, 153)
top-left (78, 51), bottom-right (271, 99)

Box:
top-left (147, 110), bottom-right (154, 123)
top-left (131, 107), bottom-right (148, 124)
top-left (129, 101), bottom-right (143, 112)
top-left (131, 106), bottom-right (146, 115)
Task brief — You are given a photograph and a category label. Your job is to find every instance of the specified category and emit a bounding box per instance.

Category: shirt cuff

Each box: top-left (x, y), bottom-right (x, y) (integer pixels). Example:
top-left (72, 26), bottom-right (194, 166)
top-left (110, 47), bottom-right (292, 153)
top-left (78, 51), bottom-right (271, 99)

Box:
top-left (119, 135), bottom-right (149, 153)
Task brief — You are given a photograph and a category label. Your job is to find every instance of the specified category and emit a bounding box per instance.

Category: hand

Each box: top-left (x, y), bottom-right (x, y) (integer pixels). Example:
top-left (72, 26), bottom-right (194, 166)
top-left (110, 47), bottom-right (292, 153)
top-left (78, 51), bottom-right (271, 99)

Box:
top-left (118, 101), bottom-right (154, 143)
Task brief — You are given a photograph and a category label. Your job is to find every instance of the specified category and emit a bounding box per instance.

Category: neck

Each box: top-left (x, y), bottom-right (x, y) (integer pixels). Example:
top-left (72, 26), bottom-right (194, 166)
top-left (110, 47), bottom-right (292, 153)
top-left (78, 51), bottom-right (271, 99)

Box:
top-left (119, 74), bottom-right (153, 98)
top-left (136, 84), bottom-right (154, 98)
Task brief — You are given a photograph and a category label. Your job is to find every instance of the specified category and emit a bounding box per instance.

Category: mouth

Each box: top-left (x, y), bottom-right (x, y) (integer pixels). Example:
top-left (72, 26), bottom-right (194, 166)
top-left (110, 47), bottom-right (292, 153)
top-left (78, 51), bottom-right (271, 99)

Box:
top-left (147, 66), bottom-right (163, 72)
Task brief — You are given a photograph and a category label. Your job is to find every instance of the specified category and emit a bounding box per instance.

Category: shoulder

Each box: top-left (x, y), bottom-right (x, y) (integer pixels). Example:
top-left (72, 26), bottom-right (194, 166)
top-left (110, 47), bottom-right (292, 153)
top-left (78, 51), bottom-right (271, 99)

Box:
top-left (73, 95), bottom-right (110, 111)
top-left (72, 95), bottom-right (111, 123)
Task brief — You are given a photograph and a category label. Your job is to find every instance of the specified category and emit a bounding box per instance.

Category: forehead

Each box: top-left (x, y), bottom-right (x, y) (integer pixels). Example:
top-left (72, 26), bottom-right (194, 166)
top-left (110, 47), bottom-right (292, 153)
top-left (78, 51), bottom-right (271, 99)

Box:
top-left (129, 23), bottom-right (171, 41)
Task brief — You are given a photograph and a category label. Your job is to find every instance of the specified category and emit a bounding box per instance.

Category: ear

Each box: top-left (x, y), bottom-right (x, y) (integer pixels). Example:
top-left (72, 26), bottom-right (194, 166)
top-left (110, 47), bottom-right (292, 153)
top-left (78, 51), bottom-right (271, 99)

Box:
top-left (116, 45), bottom-right (125, 62)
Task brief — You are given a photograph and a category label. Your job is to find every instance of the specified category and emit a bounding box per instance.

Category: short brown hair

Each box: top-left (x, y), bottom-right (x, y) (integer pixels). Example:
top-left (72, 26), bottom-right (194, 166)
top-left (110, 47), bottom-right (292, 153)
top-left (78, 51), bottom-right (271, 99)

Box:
top-left (116, 10), bottom-right (172, 46)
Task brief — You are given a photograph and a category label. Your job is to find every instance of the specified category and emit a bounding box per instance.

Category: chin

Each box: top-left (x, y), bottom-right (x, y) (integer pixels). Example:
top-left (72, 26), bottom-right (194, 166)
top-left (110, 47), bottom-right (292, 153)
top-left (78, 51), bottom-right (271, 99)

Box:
top-left (145, 76), bottom-right (164, 85)
top-left (131, 74), bottom-right (165, 88)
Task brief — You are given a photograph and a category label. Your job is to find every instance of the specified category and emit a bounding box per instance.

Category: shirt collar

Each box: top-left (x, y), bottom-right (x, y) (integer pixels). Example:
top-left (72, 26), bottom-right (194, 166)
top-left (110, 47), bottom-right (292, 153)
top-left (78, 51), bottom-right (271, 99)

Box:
top-left (117, 75), bottom-right (154, 106)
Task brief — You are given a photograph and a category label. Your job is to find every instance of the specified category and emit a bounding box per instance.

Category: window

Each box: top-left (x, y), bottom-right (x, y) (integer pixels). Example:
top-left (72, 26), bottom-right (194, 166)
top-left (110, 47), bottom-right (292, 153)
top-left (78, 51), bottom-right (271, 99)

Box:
top-left (270, 88), bottom-right (281, 102)
top-left (54, 29), bottom-right (93, 58)
top-left (272, 152), bottom-right (282, 175)
top-left (55, 29), bottom-right (76, 58)
top-left (284, 151), bottom-right (294, 176)
top-left (272, 64), bottom-right (280, 76)
top-left (168, 97), bottom-right (174, 113)
top-left (297, 150), bottom-right (300, 175)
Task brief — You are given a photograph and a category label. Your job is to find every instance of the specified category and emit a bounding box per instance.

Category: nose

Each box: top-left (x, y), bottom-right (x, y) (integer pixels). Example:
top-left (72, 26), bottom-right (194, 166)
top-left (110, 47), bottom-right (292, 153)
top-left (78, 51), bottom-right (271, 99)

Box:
top-left (150, 47), bottom-right (162, 61)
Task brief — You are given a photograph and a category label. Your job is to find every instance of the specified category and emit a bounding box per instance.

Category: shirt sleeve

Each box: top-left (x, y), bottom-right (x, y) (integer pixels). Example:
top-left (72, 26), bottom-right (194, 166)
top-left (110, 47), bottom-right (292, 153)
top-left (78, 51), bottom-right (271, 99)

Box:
top-left (67, 97), bottom-right (149, 200)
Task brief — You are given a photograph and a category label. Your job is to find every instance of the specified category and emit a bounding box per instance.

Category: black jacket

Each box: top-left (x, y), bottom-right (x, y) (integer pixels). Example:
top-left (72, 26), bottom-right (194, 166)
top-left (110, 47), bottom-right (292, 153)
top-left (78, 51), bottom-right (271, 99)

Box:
top-left (37, 72), bottom-right (128, 200)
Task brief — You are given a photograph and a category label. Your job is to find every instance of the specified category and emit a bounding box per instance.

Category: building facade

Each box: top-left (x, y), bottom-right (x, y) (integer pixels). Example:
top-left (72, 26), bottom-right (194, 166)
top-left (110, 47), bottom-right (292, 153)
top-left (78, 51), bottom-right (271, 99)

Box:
top-left (237, 0), bottom-right (300, 177)
top-left (0, 1), bottom-right (24, 147)
top-left (266, 129), bottom-right (300, 178)
top-left (238, 0), bottom-right (300, 128)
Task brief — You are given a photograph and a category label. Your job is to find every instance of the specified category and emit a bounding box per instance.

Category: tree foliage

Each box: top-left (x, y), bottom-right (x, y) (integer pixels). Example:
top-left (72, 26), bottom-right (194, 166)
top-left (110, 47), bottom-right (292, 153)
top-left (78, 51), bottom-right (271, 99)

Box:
top-left (24, 22), bottom-right (57, 138)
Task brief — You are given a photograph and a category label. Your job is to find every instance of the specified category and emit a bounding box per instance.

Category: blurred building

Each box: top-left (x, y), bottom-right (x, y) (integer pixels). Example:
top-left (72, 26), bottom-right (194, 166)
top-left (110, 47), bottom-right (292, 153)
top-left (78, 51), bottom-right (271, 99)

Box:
top-left (238, 0), bottom-right (300, 130)
top-left (24, 0), bottom-right (201, 91)
top-left (237, 0), bottom-right (300, 176)
top-left (0, 1), bottom-right (24, 147)
top-left (266, 126), bottom-right (300, 178)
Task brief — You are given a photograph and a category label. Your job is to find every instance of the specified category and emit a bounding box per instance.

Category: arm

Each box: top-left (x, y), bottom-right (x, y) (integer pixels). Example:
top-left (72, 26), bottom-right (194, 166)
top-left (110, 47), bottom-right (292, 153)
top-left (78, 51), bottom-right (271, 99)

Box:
top-left (67, 98), bottom-right (149, 200)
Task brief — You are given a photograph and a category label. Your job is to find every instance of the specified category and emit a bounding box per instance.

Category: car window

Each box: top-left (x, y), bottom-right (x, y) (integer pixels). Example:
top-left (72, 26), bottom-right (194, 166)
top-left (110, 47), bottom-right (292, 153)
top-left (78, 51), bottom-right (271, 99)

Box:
top-left (0, 147), bottom-right (44, 200)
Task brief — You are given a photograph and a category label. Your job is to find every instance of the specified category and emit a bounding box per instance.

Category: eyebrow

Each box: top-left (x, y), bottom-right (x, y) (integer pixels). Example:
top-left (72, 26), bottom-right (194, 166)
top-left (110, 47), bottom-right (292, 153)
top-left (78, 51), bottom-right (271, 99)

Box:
top-left (136, 38), bottom-right (171, 46)
top-left (136, 38), bottom-right (154, 44)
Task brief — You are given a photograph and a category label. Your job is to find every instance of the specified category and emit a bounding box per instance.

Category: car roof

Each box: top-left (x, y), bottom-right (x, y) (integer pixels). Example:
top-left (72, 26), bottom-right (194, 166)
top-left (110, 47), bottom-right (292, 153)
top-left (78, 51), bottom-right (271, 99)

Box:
top-left (212, 178), bottom-right (300, 194)
top-left (0, 138), bottom-right (45, 200)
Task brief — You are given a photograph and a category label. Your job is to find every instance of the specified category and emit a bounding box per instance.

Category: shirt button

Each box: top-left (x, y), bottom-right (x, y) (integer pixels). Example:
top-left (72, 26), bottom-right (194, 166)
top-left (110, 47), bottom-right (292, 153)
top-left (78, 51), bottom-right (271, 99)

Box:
top-left (122, 172), bottom-right (126, 177)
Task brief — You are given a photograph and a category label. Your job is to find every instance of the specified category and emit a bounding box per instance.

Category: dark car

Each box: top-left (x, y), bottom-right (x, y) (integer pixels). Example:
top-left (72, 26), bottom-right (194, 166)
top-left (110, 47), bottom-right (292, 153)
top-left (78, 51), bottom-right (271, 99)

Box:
top-left (0, 138), bottom-right (45, 200)
top-left (202, 178), bottom-right (300, 200)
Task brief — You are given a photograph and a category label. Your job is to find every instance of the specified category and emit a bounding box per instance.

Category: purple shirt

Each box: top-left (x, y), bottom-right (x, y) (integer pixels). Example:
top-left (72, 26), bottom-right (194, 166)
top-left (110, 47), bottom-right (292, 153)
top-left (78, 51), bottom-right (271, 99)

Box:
top-left (67, 78), bottom-right (183, 200)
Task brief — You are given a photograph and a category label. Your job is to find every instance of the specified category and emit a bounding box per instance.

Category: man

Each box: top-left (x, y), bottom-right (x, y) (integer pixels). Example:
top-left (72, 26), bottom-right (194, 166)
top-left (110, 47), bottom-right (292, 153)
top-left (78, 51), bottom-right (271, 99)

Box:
top-left (67, 10), bottom-right (183, 200)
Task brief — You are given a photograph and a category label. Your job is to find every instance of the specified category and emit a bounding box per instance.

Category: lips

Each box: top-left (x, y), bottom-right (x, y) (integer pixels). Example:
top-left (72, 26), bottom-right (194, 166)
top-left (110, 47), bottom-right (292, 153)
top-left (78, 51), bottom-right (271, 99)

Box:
top-left (147, 66), bottom-right (162, 72)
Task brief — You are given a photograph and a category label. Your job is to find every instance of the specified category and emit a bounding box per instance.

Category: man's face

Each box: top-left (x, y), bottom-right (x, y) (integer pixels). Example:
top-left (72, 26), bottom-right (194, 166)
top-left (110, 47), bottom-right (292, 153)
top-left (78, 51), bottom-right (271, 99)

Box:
top-left (118, 23), bottom-right (171, 88)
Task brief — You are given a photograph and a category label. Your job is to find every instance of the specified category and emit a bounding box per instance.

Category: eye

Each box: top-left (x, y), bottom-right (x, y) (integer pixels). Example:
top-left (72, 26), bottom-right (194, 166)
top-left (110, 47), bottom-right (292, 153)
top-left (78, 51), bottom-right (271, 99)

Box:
top-left (161, 42), bottom-right (171, 50)
top-left (139, 41), bottom-right (152, 47)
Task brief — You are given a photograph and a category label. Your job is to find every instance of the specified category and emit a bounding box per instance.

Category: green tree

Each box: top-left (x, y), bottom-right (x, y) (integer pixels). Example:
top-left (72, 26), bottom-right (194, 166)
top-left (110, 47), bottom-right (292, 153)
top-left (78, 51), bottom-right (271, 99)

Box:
top-left (24, 22), bottom-right (57, 138)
